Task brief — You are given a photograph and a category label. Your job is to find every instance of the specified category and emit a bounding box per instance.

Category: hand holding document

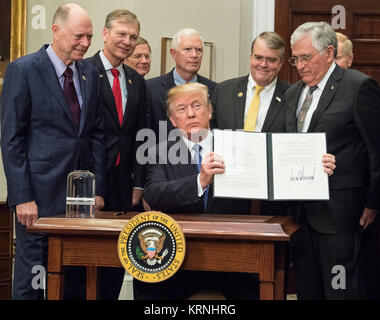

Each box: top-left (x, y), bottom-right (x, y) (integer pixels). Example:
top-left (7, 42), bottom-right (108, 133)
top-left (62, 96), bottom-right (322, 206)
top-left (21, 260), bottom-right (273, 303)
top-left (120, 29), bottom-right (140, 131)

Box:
top-left (213, 130), bottom-right (329, 200)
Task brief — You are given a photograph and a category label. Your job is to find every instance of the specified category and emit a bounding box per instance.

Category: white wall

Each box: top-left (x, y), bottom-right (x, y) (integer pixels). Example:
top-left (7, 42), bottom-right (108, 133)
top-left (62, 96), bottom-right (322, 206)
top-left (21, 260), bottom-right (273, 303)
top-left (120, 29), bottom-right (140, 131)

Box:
top-left (25, 0), bottom-right (266, 82)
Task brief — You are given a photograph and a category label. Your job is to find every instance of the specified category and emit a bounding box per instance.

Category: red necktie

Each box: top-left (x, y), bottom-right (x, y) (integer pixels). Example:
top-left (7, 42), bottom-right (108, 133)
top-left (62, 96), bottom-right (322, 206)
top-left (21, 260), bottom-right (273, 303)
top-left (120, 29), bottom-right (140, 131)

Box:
top-left (111, 68), bottom-right (123, 166)
top-left (63, 67), bottom-right (81, 130)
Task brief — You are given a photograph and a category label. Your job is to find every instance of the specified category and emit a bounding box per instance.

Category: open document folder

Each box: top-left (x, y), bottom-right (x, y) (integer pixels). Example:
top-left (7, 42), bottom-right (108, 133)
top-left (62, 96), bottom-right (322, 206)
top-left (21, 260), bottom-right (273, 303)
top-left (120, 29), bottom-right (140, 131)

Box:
top-left (212, 129), bottom-right (329, 201)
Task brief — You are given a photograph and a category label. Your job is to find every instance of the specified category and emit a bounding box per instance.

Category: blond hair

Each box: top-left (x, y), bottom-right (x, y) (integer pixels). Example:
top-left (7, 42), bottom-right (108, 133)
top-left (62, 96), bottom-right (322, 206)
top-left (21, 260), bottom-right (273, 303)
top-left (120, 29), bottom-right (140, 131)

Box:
top-left (166, 83), bottom-right (212, 116)
top-left (336, 32), bottom-right (353, 57)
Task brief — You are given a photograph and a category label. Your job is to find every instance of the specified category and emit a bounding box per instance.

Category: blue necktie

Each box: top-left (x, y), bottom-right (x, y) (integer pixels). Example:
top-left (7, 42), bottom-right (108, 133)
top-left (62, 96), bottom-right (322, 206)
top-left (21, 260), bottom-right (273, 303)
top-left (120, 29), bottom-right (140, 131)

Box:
top-left (193, 144), bottom-right (208, 210)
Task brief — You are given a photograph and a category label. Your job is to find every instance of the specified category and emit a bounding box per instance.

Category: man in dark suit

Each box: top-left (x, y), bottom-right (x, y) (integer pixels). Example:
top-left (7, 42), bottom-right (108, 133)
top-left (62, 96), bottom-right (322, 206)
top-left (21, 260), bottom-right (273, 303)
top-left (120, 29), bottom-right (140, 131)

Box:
top-left (211, 31), bottom-right (290, 215)
top-left (212, 31), bottom-right (289, 133)
top-left (0, 3), bottom-right (105, 299)
top-left (146, 28), bottom-right (216, 140)
top-left (138, 83), bottom-right (256, 300)
top-left (285, 21), bottom-right (380, 299)
top-left (86, 9), bottom-right (147, 300)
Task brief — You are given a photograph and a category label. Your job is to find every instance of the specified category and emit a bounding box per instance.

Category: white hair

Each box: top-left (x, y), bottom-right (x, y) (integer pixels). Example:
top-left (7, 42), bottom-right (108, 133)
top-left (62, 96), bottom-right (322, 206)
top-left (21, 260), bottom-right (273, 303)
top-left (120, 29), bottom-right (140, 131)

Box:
top-left (171, 28), bottom-right (204, 50)
top-left (291, 21), bottom-right (337, 57)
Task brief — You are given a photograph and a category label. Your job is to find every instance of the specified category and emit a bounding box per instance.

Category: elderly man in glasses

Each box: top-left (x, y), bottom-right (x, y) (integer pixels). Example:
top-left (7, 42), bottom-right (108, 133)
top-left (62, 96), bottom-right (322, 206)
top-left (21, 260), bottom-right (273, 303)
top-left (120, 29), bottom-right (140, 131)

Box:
top-left (284, 21), bottom-right (380, 300)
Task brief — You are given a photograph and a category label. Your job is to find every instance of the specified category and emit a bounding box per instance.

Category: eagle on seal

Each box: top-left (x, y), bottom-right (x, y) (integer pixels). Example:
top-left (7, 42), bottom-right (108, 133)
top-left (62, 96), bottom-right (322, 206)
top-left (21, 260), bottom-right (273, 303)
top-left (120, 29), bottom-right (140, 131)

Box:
top-left (138, 228), bottom-right (168, 266)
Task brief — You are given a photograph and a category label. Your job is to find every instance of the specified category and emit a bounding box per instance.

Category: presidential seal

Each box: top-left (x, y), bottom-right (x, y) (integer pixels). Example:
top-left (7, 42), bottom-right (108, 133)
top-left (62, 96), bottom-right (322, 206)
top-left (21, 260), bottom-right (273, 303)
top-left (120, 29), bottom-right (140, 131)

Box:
top-left (117, 211), bottom-right (186, 283)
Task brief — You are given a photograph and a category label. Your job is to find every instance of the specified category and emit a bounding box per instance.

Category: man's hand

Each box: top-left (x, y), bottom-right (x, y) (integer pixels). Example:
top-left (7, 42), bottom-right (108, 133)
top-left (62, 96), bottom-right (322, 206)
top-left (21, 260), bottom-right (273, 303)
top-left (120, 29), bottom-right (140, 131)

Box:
top-left (141, 197), bottom-right (152, 212)
top-left (132, 188), bottom-right (144, 207)
top-left (322, 153), bottom-right (336, 176)
top-left (95, 196), bottom-right (105, 211)
top-left (359, 207), bottom-right (377, 229)
top-left (16, 201), bottom-right (38, 227)
top-left (199, 152), bottom-right (225, 189)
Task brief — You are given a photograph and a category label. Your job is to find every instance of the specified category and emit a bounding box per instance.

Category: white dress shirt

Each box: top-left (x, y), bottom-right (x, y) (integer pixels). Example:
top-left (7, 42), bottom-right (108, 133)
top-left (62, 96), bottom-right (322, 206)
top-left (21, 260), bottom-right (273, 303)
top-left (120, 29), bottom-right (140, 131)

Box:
top-left (244, 74), bottom-right (277, 132)
top-left (99, 50), bottom-right (128, 114)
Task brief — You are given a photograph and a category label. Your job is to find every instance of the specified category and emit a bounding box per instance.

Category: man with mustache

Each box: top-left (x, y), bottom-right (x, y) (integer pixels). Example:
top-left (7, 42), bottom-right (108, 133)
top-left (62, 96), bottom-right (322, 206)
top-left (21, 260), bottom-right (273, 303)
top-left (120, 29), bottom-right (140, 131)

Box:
top-left (86, 9), bottom-right (147, 299)
top-left (0, 3), bottom-right (105, 299)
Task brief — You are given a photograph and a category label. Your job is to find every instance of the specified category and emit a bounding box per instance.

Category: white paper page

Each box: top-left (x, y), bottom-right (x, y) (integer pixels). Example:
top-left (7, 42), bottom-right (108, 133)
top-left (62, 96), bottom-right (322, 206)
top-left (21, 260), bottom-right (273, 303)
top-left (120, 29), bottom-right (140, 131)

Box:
top-left (213, 130), bottom-right (268, 199)
top-left (271, 133), bottom-right (329, 200)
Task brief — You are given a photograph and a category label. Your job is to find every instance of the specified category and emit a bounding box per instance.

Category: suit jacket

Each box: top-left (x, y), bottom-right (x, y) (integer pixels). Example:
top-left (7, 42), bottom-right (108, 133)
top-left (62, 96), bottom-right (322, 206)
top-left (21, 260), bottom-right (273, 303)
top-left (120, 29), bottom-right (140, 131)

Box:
top-left (0, 45), bottom-right (105, 217)
top-left (146, 69), bottom-right (217, 138)
top-left (284, 65), bottom-right (380, 234)
top-left (211, 75), bottom-right (290, 132)
top-left (85, 52), bottom-right (147, 209)
top-left (144, 137), bottom-right (251, 214)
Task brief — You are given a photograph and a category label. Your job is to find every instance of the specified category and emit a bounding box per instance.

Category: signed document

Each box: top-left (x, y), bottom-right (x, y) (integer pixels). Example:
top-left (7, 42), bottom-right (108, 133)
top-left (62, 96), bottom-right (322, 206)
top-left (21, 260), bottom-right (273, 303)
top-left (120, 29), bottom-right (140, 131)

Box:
top-left (213, 130), bottom-right (329, 200)
top-left (270, 133), bottom-right (329, 200)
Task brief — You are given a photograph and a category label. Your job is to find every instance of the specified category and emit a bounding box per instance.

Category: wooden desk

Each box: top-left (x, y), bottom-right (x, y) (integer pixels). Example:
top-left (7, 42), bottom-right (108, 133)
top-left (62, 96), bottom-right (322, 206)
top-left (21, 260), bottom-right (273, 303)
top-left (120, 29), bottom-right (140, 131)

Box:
top-left (28, 212), bottom-right (298, 300)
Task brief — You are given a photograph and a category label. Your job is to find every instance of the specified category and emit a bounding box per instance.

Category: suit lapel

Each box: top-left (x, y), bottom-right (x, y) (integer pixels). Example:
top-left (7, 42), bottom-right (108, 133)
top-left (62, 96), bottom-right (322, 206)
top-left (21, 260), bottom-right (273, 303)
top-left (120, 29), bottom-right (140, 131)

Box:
top-left (262, 79), bottom-right (286, 132)
top-left (35, 47), bottom-right (76, 129)
top-left (160, 70), bottom-right (176, 118)
top-left (233, 76), bottom-right (249, 129)
top-left (94, 52), bottom-right (120, 128)
top-left (76, 60), bottom-right (90, 134)
top-left (121, 65), bottom-right (134, 128)
top-left (286, 81), bottom-right (304, 132)
top-left (308, 66), bottom-right (342, 132)
top-left (169, 138), bottom-right (198, 177)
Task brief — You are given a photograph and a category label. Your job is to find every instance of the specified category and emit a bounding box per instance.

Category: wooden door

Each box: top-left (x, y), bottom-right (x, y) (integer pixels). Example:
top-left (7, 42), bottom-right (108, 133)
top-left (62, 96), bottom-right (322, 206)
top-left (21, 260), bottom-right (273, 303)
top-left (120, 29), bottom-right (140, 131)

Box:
top-left (275, 0), bottom-right (380, 84)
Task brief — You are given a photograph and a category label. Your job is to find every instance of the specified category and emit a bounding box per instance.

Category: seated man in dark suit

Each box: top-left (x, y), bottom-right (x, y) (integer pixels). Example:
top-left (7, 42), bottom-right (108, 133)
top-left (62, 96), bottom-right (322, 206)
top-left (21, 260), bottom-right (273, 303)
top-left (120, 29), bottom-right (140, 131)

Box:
top-left (136, 82), bottom-right (336, 300)
top-left (146, 28), bottom-right (216, 140)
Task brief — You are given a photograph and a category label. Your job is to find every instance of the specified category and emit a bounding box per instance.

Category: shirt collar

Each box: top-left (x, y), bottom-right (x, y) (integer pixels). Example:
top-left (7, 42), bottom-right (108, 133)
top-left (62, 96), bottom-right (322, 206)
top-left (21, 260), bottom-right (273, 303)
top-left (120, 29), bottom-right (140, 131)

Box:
top-left (46, 44), bottom-right (76, 78)
top-left (248, 73), bottom-right (277, 91)
top-left (99, 50), bottom-right (124, 73)
top-left (173, 68), bottom-right (198, 86)
top-left (181, 129), bottom-right (212, 153)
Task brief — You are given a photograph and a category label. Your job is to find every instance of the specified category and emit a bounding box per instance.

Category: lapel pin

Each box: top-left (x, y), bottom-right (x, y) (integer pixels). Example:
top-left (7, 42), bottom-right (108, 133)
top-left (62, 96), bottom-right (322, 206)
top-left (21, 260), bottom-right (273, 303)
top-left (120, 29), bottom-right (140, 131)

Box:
top-left (99, 74), bottom-right (104, 78)
top-left (128, 79), bottom-right (132, 85)
top-left (275, 96), bottom-right (281, 102)
top-left (331, 85), bottom-right (334, 90)
top-left (238, 92), bottom-right (244, 98)
top-left (82, 75), bottom-right (86, 81)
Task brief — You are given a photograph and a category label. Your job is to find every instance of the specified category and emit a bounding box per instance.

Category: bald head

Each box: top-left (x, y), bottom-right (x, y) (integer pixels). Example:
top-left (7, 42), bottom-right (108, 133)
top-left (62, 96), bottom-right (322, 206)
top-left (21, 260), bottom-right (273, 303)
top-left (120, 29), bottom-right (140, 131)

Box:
top-left (51, 3), bottom-right (93, 65)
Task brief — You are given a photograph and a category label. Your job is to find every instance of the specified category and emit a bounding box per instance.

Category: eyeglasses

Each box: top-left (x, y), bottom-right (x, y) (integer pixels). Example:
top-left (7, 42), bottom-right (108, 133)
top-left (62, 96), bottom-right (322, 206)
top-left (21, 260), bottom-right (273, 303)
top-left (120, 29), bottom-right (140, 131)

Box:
top-left (288, 54), bottom-right (316, 66)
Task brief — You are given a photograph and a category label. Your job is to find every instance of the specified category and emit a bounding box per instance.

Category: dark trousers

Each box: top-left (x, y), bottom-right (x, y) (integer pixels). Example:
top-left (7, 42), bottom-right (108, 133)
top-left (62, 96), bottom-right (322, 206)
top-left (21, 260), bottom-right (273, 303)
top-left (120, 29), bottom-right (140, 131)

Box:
top-left (104, 164), bottom-right (133, 212)
top-left (63, 266), bottom-right (125, 300)
top-left (291, 215), bottom-right (371, 299)
top-left (13, 221), bottom-right (48, 300)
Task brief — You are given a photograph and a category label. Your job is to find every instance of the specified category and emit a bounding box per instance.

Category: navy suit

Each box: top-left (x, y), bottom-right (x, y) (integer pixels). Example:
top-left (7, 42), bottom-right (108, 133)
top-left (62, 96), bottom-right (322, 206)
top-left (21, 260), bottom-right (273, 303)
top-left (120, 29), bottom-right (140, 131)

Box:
top-left (86, 52), bottom-right (146, 211)
top-left (85, 51), bottom-right (147, 300)
top-left (0, 45), bottom-right (105, 299)
top-left (146, 69), bottom-right (216, 139)
top-left (135, 138), bottom-right (258, 300)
